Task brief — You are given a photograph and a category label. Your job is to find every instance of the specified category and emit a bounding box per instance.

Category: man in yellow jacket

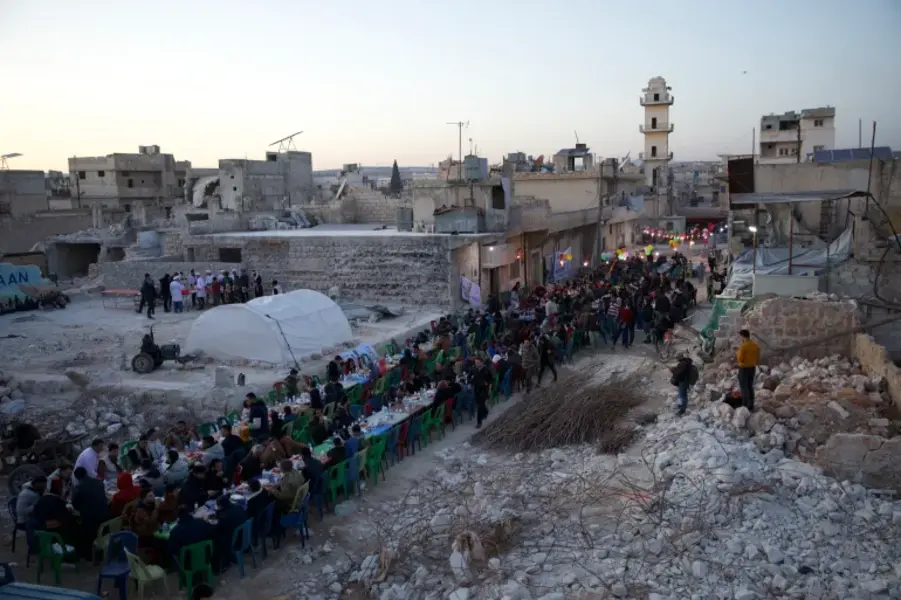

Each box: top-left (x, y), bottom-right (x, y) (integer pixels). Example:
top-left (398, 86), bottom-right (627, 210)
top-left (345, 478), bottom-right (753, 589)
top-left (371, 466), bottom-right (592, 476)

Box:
top-left (736, 329), bottom-right (761, 411)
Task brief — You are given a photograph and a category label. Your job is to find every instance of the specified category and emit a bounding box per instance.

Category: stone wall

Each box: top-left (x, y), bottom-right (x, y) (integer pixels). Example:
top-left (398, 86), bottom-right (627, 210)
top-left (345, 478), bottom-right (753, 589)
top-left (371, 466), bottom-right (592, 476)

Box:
top-left (349, 191), bottom-right (398, 223)
top-left (828, 258), bottom-right (901, 359)
top-left (851, 333), bottom-right (901, 408)
top-left (0, 211), bottom-right (94, 254)
top-left (718, 297), bottom-right (860, 360)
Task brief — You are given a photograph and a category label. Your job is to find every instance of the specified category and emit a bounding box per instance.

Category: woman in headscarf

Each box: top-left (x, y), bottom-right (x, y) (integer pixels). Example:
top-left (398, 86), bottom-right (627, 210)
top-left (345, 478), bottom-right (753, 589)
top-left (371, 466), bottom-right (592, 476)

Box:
top-left (109, 472), bottom-right (142, 517)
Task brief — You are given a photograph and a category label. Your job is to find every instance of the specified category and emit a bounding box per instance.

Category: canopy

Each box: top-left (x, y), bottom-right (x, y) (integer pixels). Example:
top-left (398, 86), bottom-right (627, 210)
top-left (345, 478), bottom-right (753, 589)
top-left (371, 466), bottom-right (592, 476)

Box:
top-left (184, 289), bottom-right (353, 364)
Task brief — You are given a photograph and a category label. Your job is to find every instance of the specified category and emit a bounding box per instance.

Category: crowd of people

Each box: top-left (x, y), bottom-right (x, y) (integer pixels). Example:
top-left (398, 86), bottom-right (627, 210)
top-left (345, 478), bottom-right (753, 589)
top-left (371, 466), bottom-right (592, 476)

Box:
top-left (137, 268), bottom-right (284, 318)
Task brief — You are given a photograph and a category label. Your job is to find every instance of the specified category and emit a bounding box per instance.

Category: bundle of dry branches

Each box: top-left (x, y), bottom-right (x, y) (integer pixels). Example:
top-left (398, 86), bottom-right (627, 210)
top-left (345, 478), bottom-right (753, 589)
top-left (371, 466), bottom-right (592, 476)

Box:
top-left (473, 369), bottom-right (647, 453)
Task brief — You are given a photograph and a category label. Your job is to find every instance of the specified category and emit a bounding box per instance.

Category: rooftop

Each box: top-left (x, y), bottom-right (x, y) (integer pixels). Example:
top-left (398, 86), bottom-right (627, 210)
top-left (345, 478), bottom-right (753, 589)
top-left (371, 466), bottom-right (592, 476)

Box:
top-left (205, 224), bottom-right (496, 239)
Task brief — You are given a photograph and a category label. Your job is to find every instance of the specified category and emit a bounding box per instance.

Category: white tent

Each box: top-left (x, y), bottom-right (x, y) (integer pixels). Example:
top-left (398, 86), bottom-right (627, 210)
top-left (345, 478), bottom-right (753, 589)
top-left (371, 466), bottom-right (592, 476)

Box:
top-left (184, 289), bottom-right (353, 364)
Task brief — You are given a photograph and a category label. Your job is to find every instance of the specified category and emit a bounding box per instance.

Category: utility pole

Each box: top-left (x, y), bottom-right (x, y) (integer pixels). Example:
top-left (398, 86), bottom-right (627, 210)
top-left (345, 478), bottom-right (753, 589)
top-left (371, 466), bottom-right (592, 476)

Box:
top-left (859, 119), bottom-right (863, 148)
top-left (796, 122), bottom-right (802, 163)
top-left (446, 121), bottom-right (468, 181)
top-left (73, 155), bottom-right (82, 209)
top-left (751, 127), bottom-right (755, 162)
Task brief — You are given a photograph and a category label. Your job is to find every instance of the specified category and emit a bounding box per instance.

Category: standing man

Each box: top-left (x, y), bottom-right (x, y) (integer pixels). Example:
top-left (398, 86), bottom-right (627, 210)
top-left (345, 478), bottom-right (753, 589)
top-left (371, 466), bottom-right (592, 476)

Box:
top-left (159, 273), bottom-right (172, 313)
top-left (170, 275), bottom-right (184, 313)
top-left (669, 354), bottom-right (698, 416)
top-left (187, 269), bottom-right (197, 308)
top-left (138, 273), bottom-right (156, 319)
top-left (472, 357), bottom-right (492, 429)
top-left (537, 334), bottom-right (558, 386)
top-left (736, 329), bottom-right (760, 412)
top-left (195, 271), bottom-right (207, 310)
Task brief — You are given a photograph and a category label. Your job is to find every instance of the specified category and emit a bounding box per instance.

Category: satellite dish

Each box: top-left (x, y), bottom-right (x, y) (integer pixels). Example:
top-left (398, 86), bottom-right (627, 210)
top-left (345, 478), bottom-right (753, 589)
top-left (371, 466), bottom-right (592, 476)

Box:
top-left (1, 153), bottom-right (23, 159)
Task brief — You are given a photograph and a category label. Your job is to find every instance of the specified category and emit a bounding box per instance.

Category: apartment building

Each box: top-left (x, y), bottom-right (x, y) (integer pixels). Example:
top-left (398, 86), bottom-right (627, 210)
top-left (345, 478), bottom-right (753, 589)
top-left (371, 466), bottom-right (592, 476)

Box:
top-left (758, 107), bottom-right (836, 164)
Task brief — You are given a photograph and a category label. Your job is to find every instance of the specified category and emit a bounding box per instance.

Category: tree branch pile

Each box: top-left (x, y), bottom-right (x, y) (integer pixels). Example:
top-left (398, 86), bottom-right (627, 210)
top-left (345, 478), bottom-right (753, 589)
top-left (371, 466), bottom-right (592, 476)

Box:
top-left (473, 370), bottom-right (648, 452)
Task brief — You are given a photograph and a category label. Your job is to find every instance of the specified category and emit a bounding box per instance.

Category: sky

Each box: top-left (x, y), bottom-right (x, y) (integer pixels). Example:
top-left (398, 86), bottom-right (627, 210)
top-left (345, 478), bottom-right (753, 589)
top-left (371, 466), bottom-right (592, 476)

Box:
top-left (2, 0), bottom-right (900, 172)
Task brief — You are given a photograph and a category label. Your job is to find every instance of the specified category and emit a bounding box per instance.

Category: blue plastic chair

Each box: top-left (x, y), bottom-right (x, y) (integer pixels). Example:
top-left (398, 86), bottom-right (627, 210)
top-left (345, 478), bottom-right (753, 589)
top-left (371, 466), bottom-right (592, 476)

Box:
top-left (96, 531), bottom-right (137, 600)
top-left (349, 404), bottom-right (363, 420)
top-left (406, 416), bottom-right (423, 456)
top-left (7, 497), bottom-right (28, 554)
top-left (500, 370), bottom-right (513, 401)
top-left (365, 397), bottom-right (381, 415)
top-left (345, 455), bottom-right (361, 496)
top-left (344, 436), bottom-right (360, 458)
top-left (384, 426), bottom-right (400, 466)
top-left (460, 386), bottom-right (476, 419)
top-left (253, 502), bottom-right (277, 559)
top-left (229, 519), bottom-right (257, 578)
top-left (280, 492), bottom-right (311, 548)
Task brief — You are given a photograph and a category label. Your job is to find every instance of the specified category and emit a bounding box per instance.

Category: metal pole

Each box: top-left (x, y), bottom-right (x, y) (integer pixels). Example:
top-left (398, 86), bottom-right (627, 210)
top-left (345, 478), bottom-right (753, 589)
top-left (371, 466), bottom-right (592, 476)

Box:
top-left (752, 232), bottom-right (758, 275)
top-left (859, 119), bottom-right (862, 149)
top-left (796, 122), bottom-right (802, 163)
top-left (864, 121), bottom-right (877, 215)
top-left (788, 215), bottom-right (794, 275)
top-left (751, 127), bottom-right (755, 162)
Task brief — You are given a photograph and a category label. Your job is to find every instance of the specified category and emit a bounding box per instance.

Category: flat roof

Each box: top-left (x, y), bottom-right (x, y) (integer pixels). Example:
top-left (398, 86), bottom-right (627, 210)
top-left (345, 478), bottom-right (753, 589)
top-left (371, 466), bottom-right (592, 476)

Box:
top-left (730, 190), bottom-right (866, 206)
top-left (206, 224), bottom-right (497, 239)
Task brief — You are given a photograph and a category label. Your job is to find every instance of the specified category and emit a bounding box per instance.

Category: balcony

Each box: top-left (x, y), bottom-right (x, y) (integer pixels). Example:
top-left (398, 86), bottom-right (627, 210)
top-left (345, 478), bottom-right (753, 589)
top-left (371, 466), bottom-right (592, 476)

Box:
top-left (640, 95), bottom-right (675, 106)
top-left (639, 152), bottom-right (674, 161)
top-left (759, 128), bottom-right (799, 143)
top-left (639, 123), bottom-right (674, 134)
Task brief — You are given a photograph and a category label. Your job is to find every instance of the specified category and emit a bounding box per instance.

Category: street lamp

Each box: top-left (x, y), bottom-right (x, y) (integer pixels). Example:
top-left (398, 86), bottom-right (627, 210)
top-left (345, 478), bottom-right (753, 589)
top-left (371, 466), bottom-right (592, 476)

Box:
top-left (748, 225), bottom-right (758, 274)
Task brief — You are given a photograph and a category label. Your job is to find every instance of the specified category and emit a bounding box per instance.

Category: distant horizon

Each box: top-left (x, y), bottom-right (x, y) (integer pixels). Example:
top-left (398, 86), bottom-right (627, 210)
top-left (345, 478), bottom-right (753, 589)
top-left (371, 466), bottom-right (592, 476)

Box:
top-left (3, 0), bottom-right (899, 173)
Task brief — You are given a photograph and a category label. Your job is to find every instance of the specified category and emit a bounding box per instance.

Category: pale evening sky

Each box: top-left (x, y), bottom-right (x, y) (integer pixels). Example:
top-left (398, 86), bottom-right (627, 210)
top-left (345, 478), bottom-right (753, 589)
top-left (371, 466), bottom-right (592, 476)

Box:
top-left (2, 0), bottom-right (900, 172)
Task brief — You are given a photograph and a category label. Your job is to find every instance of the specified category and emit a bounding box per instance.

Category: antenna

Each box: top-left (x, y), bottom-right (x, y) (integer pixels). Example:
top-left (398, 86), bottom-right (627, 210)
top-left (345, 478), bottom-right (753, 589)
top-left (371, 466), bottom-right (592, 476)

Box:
top-left (1, 153), bottom-right (23, 170)
top-left (269, 131), bottom-right (304, 153)
top-left (574, 130), bottom-right (580, 145)
top-left (446, 121), bottom-right (469, 180)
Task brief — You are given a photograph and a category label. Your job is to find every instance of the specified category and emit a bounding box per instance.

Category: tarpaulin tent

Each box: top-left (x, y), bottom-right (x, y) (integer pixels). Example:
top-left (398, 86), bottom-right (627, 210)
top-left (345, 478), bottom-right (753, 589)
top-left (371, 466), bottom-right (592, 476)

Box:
top-left (184, 289), bottom-right (353, 364)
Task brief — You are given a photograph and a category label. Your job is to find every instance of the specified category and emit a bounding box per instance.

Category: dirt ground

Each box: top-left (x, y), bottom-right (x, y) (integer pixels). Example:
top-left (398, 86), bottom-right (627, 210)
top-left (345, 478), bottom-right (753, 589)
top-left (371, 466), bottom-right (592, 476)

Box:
top-left (0, 343), bottom-right (680, 599)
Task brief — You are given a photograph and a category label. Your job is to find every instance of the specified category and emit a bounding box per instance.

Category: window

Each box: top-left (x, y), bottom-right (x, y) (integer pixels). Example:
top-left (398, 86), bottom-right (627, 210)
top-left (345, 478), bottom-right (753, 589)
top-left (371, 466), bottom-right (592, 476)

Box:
top-left (764, 124), bottom-right (773, 130)
top-left (123, 204), bottom-right (131, 213)
top-left (233, 186), bottom-right (237, 192)
top-left (127, 179), bottom-right (134, 188)
top-left (814, 119), bottom-right (824, 127)
top-left (653, 93), bottom-right (660, 101)
top-left (121, 171), bottom-right (130, 176)
top-left (218, 248), bottom-right (243, 263)
top-left (651, 117), bottom-right (657, 129)
top-left (790, 147), bottom-right (798, 156)
top-left (177, 178), bottom-right (185, 187)
top-left (651, 146), bottom-right (657, 158)
top-left (813, 145), bottom-right (825, 152)
top-left (98, 170), bottom-right (105, 177)
top-left (666, 221), bottom-right (674, 232)
top-left (165, 207), bottom-right (173, 218)
top-left (509, 261), bottom-right (520, 280)
top-left (608, 225), bottom-right (613, 235)
top-left (78, 171), bottom-right (86, 179)
top-left (491, 185), bottom-right (505, 209)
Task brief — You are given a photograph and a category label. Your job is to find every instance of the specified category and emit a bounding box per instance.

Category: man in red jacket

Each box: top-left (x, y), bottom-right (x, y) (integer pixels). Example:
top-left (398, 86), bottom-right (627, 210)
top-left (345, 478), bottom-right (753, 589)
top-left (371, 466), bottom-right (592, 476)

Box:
top-left (616, 300), bottom-right (636, 349)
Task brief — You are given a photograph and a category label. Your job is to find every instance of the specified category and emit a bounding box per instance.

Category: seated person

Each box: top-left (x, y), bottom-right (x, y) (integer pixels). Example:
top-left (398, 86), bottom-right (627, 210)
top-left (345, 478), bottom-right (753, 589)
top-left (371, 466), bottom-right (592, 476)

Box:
top-left (178, 464), bottom-right (210, 510)
top-left (213, 496), bottom-right (247, 569)
top-left (326, 437), bottom-right (346, 464)
top-left (127, 488), bottom-right (162, 546)
top-left (110, 472), bottom-right (142, 517)
top-left (32, 486), bottom-right (74, 541)
top-left (307, 414), bottom-right (329, 447)
top-left (272, 459), bottom-right (304, 511)
top-left (239, 445), bottom-right (265, 481)
top-left (282, 406), bottom-right (297, 423)
top-left (127, 435), bottom-right (154, 468)
top-left (329, 405), bottom-right (354, 436)
top-left (349, 424), bottom-right (369, 451)
top-left (206, 458), bottom-right (229, 498)
top-left (168, 505), bottom-right (216, 562)
top-left (300, 446), bottom-right (325, 490)
top-left (163, 450), bottom-right (190, 487)
top-left (327, 356), bottom-right (342, 382)
top-left (309, 387), bottom-right (324, 410)
top-left (324, 380), bottom-right (344, 405)
top-left (15, 476), bottom-right (46, 525)
top-left (344, 358), bottom-right (357, 375)
top-left (218, 424), bottom-right (244, 458)
top-left (166, 421), bottom-right (198, 451)
top-left (283, 368), bottom-right (300, 397)
top-left (269, 410), bottom-right (284, 439)
top-left (157, 484), bottom-right (180, 524)
top-left (245, 478), bottom-right (274, 521)
top-left (137, 459), bottom-right (165, 496)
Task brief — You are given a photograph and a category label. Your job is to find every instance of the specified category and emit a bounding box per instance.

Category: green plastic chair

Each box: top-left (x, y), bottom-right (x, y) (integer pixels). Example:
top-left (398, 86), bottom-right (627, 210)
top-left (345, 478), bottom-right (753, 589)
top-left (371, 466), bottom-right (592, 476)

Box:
top-left (282, 421), bottom-right (294, 439)
top-left (323, 402), bottom-right (337, 419)
top-left (347, 386), bottom-right (362, 406)
top-left (119, 441), bottom-right (138, 470)
top-left (291, 425), bottom-right (310, 445)
top-left (198, 422), bottom-right (218, 437)
top-left (326, 461), bottom-right (349, 506)
top-left (373, 377), bottom-right (386, 397)
top-left (422, 405), bottom-right (446, 444)
top-left (365, 436), bottom-right (387, 487)
top-left (226, 410), bottom-right (240, 425)
top-left (123, 548), bottom-right (170, 599)
top-left (266, 390), bottom-right (278, 404)
top-left (294, 413), bottom-right (310, 432)
top-left (92, 516), bottom-right (123, 564)
top-left (35, 530), bottom-right (77, 585)
top-left (176, 540), bottom-right (214, 593)
top-left (311, 375), bottom-right (322, 387)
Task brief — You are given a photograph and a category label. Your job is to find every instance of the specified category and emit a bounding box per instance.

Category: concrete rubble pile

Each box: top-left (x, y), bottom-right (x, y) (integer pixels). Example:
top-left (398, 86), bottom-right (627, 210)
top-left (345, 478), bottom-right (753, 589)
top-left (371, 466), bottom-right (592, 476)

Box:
top-left (694, 355), bottom-right (901, 488)
top-left (282, 421), bottom-right (901, 600)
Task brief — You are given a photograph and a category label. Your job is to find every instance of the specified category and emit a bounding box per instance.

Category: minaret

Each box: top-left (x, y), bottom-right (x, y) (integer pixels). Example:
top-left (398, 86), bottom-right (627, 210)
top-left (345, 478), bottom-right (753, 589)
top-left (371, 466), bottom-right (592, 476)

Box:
top-left (639, 76), bottom-right (674, 190)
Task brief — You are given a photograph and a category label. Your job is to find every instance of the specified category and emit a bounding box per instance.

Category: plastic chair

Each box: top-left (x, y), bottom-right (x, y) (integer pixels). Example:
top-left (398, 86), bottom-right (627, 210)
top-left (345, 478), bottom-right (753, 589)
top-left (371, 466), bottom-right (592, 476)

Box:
top-left (365, 436), bottom-right (387, 487)
top-left (216, 416), bottom-right (230, 429)
top-left (97, 531), bottom-right (137, 600)
top-left (282, 421), bottom-right (295, 439)
top-left (228, 518), bottom-right (257, 578)
top-left (35, 530), bottom-right (78, 585)
top-left (291, 426), bottom-right (310, 445)
top-left (6, 497), bottom-right (27, 553)
top-left (175, 540), bottom-right (214, 592)
top-left (226, 410), bottom-right (240, 425)
top-left (384, 426), bottom-right (400, 466)
top-left (355, 447), bottom-right (369, 485)
top-left (345, 455), bottom-right (361, 496)
top-left (266, 390), bottom-right (278, 404)
top-left (280, 489), bottom-right (311, 548)
top-left (406, 415), bottom-right (423, 456)
top-left (310, 375), bottom-right (322, 387)
top-left (349, 404), bottom-right (363, 420)
top-left (326, 461), bottom-right (349, 506)
top-left (254, 502), bottom-right (278, 558)
top-left (422, 405), bottom-right (445, 444)
top-left (123, 548), bottom-right (169, 600)
top-left (323, 402), bottom-right (337, 419)
top-left (198, 422), bottom-right (218, 437)
top-left (92, 516), bottom-right (123, 564)
top-left (394, 421), bottom-right (410, 462)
